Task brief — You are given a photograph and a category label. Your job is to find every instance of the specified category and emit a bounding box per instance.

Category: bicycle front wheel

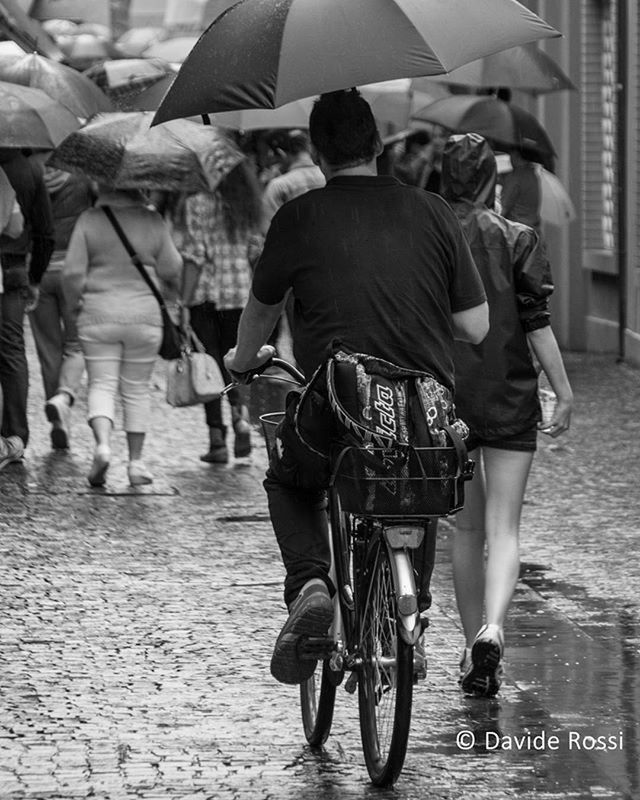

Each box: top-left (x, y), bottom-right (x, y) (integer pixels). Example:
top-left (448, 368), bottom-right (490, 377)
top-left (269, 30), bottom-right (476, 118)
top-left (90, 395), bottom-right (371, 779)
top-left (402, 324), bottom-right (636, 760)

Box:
top-left (300, 659), bottom-right (337, 746)
top-left (357, 541), bottom-right (413, 787)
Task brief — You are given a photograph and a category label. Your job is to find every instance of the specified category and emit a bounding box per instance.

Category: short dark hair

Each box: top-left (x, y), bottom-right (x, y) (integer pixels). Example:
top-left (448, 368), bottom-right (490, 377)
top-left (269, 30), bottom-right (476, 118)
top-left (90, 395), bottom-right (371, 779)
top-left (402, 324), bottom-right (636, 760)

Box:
top-left (309, 89), bottom-right (380, 168)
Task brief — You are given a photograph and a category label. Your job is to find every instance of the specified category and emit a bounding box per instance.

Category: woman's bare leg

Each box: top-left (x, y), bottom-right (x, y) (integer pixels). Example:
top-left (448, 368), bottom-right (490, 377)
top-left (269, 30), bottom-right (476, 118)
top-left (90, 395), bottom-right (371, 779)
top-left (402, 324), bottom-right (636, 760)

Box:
top-left (481, 447), bottom-right (534, 629)
top-left (452, 448), bottom-right (486, 649)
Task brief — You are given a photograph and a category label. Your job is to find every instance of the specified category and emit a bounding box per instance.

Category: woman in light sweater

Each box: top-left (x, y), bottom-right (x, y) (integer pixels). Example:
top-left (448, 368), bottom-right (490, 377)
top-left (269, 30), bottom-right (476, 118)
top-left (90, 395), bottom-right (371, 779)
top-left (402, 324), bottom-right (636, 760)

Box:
top-left (63, 186), bottom-right (182, 487)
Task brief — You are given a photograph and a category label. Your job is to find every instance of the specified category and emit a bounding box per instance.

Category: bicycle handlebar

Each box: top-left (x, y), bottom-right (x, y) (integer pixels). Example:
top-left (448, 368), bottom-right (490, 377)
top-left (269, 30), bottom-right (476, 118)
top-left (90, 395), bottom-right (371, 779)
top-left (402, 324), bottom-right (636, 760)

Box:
top-left (223, 356), bottom-right (306, 393)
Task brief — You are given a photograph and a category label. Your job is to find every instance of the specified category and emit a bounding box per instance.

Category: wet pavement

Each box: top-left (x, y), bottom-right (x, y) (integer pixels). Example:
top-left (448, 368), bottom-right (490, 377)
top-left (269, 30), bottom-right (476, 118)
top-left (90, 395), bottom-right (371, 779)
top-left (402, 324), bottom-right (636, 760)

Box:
top-left (1, 335), bottom-right (639, 799)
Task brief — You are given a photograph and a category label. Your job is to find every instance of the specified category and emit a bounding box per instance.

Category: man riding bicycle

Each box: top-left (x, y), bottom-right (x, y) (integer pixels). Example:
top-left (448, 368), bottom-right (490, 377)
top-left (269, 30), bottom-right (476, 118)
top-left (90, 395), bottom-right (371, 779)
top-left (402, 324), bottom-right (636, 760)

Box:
top-left (224, 89), bottom-right (489, 685)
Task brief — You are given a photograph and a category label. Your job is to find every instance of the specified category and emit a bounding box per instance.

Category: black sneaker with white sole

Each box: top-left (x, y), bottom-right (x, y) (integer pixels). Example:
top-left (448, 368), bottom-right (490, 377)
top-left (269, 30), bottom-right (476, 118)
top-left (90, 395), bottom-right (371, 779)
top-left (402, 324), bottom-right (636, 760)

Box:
top-left (270, 578), bottom-right (333, 685)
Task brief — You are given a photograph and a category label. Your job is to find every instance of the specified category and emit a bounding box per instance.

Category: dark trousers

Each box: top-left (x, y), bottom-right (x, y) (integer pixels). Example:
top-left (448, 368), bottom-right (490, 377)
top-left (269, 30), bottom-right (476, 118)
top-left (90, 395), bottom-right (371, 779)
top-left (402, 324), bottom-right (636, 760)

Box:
top-left (264, 387), bottom-right (437, 610)
top-left (0, 288), bottom-right (29, 445)
top-left (189, 303), bottom-right (245, 431)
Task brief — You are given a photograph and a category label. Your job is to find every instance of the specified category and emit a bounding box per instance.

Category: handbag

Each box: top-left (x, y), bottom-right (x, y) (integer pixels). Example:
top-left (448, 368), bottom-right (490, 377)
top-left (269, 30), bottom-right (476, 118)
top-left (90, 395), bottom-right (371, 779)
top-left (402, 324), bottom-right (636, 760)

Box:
top-left (166, 326), bottom-right (225, 407)
top-left (102, 205), bottom-right (182, 360)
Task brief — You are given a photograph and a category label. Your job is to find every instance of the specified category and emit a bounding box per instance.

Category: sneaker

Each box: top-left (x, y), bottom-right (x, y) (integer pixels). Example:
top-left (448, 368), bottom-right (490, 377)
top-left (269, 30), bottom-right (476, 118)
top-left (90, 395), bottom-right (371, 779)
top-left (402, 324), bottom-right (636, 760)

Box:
top-left (460, 624), bottom-right (504, 698)
top-left (233, 419), bottom-right (252, 458)
top-left (270, 578), bottom-right (333, 685)
top-left (128, 460), bottom-right (153, 486)
top-left (88, 445), bottom-right (110, 487)
top-left (0, 436), bottom-right (24, 471)
top-left (45, 394), bottom-right (71, 450)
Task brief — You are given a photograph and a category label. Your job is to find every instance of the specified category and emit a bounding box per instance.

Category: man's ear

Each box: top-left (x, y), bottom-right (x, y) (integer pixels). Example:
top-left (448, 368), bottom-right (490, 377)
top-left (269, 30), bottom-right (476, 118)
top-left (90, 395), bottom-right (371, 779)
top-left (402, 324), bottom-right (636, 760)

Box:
top-left (310, 144), bottom-right (320, 166)
top-left (373, 135), bottom-right (384, 158)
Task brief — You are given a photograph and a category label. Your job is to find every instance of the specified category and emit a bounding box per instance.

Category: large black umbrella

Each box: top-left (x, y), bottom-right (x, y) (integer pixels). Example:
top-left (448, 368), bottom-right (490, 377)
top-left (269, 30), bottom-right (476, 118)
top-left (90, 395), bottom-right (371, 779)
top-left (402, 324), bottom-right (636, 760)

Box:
top-left (411, 95), bottom-right (556, 164)
top-left (153, 0), bottom-right (559, 123)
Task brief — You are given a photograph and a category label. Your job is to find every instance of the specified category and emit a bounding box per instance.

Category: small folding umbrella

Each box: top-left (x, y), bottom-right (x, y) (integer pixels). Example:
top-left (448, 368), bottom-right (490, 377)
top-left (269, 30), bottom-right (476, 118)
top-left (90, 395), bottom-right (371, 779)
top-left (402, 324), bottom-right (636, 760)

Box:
top-left (153, 0), bottom-right (559, 123)
top-left (142, 36), bottom-right (199, 64)
top-left (0, 52), bottom-right (113, 119)
top-left (359, 78), bottom-right (449, 134)
top-left (49, 112), bottom-right (245, 194)
top-left (116, 26), bottom-right (168, 58)
top-left (58, 33), bottom-right (124, 70)
top-left (411, 95), bottom-right (556, 164)
top-left (0, 79), bottom-right (81, 149)
top-left (40, 18), bottom-right (78, 37)
top-left (84, 58), bottom-right (176, 108)
top-left (427, 42), bottom-right (576, 94)
top-left (535, 165), bottom-right (575, 225)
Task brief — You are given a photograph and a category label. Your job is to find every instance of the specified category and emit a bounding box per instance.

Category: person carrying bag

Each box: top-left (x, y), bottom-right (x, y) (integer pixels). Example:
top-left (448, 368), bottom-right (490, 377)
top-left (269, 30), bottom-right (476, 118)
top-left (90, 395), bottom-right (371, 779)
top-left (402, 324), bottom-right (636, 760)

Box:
top-left (103, 205), bottom-right (182, 360)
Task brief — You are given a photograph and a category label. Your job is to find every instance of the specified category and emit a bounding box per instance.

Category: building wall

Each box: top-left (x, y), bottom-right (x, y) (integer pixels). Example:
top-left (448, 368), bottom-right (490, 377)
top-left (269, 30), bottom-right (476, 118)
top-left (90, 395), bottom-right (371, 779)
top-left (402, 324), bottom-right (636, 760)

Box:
top-left (527, 0), bottom-right (640, 367)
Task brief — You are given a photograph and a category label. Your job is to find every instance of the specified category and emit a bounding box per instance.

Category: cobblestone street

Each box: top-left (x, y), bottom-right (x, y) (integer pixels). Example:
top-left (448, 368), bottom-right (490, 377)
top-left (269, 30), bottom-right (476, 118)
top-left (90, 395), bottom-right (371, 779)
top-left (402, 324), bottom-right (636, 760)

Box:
top-left (1, 337), bottom-right (639, 799)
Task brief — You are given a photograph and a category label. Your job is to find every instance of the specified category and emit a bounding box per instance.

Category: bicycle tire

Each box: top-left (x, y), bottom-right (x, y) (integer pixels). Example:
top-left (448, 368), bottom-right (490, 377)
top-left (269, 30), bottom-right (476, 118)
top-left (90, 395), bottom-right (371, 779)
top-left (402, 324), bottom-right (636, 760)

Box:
top-left (298, 487), bottom-right (348, 747)
top-left (300, 659), bottom-right (337, 746)
top-left (357, 540), bottom-right (414, 787)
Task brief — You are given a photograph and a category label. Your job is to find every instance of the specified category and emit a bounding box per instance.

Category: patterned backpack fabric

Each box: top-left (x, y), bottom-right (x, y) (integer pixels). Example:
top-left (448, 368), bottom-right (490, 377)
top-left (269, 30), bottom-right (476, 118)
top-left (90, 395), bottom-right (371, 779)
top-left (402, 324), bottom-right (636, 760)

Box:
top-left (295, 350), bottom-right (474, 517)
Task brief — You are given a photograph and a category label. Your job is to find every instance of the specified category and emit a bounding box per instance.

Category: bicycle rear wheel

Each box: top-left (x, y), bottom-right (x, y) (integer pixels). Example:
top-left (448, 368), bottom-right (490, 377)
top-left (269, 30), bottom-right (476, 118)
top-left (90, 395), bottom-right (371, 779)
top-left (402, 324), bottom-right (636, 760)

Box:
top-left (357, 541), bottom-right (413, 787)
top-left (300, 659), bottom-right (337, 746)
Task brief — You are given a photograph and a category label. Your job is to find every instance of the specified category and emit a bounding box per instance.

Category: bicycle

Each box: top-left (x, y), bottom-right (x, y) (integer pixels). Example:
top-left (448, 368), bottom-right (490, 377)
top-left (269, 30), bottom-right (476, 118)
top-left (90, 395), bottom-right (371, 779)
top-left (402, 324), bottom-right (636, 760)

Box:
top-left (233, 356), bottom-right (471, 787)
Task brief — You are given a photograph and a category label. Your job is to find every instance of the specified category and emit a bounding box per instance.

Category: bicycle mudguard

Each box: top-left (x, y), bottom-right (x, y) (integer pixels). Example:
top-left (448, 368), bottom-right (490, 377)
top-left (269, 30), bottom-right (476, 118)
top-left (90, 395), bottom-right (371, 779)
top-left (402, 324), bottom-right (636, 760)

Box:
top-left (383, 529), bottom-right (423, 645)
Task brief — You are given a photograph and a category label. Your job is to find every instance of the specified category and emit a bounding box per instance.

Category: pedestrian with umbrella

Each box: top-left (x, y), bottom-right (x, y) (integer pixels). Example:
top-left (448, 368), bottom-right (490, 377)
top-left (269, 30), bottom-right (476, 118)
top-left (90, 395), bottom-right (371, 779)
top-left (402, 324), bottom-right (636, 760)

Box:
top-left (61, 182), bottom-right (183, 488)
top-left (51, 111), bottom-right (246, 485)
top-left (159, 155), bottom-right (265, 464)
top-left (0, 146), bottom-right (55, 462)
top-left (29, 162), bottom-right (95, 451)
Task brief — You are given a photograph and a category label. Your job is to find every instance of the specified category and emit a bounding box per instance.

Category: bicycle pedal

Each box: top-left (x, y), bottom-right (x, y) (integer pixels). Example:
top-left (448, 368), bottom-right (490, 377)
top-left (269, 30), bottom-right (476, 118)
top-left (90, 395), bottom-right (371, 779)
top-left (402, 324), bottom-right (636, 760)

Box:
top-left (297, 636), bottom-right (334, 660)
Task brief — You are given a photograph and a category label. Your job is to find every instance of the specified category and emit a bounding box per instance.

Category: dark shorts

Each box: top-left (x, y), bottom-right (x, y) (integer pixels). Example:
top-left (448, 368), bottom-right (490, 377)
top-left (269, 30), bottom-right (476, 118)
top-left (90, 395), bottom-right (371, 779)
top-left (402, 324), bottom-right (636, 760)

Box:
top-left (466, 424), bottom-right (538, 453)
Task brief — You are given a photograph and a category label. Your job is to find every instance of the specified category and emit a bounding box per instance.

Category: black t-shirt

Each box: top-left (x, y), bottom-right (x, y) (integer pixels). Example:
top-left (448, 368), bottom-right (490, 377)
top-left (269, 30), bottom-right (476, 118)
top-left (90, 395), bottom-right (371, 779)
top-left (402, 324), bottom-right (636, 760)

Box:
top-left (252, 175), bottom-right (485, 389)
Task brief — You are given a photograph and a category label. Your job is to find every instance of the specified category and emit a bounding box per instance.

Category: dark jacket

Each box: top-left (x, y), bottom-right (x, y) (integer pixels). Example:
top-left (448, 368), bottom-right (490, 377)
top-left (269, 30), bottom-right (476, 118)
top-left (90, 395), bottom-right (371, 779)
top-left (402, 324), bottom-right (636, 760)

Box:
top-left (0, 151), bottom-right (55, 287)
top-left (441, 133), bottom-right (552, 440)
top-left (47, 172), bottom-right (95, 253)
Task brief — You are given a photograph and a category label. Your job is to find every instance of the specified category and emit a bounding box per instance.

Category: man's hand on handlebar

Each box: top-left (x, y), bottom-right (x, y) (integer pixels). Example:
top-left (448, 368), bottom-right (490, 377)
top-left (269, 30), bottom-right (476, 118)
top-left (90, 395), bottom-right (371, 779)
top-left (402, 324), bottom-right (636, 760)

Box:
top-left (223, 344), bottom-right (276, 384)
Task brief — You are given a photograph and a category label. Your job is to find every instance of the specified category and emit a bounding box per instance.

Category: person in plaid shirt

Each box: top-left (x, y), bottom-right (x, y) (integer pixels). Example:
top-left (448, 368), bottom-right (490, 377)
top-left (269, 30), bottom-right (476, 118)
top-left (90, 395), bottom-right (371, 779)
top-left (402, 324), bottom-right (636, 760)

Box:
top-left (168, 160), bottom-right (264, 464)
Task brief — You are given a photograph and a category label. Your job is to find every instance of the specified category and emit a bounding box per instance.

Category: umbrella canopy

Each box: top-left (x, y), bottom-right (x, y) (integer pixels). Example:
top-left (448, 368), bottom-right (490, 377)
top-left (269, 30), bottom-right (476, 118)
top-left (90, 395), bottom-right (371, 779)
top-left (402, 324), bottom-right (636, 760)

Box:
top-left (428, 42), bottom-right (576, 94)
top-left (0, 79), bottom-right (81, 148)
top-left (115, 72), bottom-right (176, 112)
top-left (0, 52), bottom-right (113, 119)
top-left (49, 111), bottom-right (245, 193)
top-left (58, 33), bottom-right (124, 69)
top-left (41, 18), bottom-right (79, 37)
top-left (211, 97), bottom-right (315, 130)
top-left (143, 35), bottom-right (199, 63)
top-left (411, 95), bottom-right (556, 163)
top-left (84, 57), bottom-right (176, 107)
top-left (116, 26), bottom-right (168, 57)
top-left (0, 0), bottom-right (64, 60)
top-left (359, 78), bottom-right (449, 134)
top-left (153, 0), bottom-right (559, 123)
top-left (535, 165), bottom-right (575, 225)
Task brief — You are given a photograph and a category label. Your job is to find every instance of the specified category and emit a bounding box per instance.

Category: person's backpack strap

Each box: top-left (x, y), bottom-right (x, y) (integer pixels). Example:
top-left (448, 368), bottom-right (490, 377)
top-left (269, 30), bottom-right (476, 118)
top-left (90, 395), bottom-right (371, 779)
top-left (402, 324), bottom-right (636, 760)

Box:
top-left (102, 205), bottom-right (167, 311)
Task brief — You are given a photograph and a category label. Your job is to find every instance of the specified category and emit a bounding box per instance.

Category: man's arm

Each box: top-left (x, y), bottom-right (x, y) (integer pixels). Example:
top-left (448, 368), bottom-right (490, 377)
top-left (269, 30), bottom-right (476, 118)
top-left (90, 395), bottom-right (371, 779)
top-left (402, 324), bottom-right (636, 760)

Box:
top-left (224, 290), bottom-right (286, 375)
top-left (452, 301), bottom-right (489, 344)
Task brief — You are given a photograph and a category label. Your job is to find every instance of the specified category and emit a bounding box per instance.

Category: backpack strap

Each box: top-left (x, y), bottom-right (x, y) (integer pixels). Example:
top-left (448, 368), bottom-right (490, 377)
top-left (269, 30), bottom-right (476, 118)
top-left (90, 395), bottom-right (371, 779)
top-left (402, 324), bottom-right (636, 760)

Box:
top-left (103, 205), bottom-right (168, 313)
